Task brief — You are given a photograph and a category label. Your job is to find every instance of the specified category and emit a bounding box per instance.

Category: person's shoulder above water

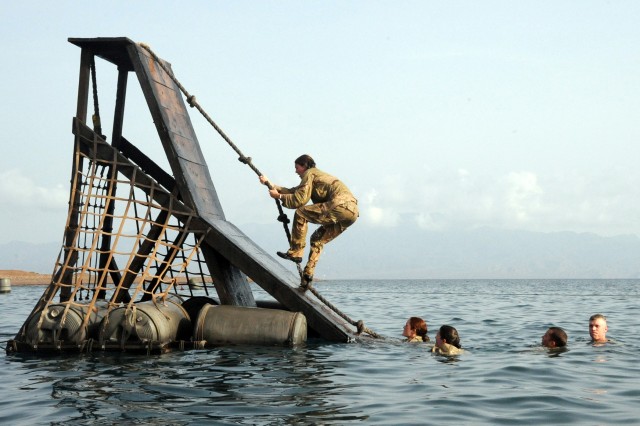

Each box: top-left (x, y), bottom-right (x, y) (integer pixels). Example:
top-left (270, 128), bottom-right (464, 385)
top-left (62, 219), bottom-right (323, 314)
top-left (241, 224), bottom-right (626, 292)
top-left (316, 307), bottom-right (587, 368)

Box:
top-left (431, 342), bottom-right (464, 355)
top-left (588, 338), bottom-right (617, 347)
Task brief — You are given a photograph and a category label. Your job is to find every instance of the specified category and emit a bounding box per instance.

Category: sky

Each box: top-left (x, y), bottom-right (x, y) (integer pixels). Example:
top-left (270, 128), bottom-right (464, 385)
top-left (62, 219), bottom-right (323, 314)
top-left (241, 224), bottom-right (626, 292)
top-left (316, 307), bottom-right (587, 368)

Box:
top-left (1, 1), bottom-right (640, 246)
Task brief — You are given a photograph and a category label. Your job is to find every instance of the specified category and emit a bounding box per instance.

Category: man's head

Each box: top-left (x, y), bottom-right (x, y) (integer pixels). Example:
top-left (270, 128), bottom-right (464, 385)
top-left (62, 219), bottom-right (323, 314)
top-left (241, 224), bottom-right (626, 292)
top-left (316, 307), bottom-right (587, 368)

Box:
top-left (589, 314), bottom-right (608, 343)
top-left (542, 327), bottom-right (568, 348)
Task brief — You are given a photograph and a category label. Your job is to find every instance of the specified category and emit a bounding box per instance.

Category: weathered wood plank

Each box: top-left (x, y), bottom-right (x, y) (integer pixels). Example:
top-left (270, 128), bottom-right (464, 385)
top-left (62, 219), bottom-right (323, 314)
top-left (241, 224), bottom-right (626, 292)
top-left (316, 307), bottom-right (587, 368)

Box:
top-left (129, 43), bottom-right (224, 220)
top-left (125, 41), bottom-right (255, 307)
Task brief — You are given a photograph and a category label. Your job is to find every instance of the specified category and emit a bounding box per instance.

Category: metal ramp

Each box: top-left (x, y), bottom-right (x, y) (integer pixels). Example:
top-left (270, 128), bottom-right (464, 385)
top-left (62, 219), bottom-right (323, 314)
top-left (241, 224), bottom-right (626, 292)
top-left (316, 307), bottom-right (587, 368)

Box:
top-left (8, 37), bottom-right (361, 351)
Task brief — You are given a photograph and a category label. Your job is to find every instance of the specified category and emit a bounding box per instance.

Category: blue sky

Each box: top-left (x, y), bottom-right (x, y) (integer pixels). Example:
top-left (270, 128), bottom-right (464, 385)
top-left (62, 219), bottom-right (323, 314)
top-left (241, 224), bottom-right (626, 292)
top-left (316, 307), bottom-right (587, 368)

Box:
top-left (1, 1), bottom-right (639, 244)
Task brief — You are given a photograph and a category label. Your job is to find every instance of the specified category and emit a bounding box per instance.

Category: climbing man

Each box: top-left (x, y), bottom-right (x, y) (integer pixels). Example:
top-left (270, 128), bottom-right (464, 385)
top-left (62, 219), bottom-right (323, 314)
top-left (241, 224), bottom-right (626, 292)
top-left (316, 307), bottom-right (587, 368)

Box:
top-left (259, 154), bottom-right (358, 284)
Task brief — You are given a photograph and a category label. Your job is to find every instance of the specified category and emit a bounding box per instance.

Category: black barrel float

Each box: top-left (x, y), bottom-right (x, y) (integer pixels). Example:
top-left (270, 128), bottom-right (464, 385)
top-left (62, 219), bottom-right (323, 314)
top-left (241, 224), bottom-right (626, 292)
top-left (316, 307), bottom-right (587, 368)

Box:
top-left (24, 301), bottom-right (109, 349)
top-left (99, 299), bottom-right (191, 350)
top-left (194, 304), bottom-right (307, 347)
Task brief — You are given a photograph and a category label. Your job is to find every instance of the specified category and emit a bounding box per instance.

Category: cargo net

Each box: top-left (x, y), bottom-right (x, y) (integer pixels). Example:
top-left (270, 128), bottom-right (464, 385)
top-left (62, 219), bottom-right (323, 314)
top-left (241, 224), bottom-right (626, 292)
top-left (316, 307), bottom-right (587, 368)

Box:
top-left (47, 130), bottom-right (214, 314)
top-left (9, 127), bottom-right (226, 352)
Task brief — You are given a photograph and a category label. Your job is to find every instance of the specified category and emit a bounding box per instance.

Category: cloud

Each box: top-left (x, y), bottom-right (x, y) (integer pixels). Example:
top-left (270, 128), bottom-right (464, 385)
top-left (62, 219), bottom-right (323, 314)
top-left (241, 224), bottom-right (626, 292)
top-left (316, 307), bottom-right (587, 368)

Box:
top-left (357, 167), bottom-right (640, 237)
top-left (415, 212), bottom-right (445, 231)
top-left (502, 171), bottom-right (543, 224)
top-left (0, 169), bottom-right (68, 209)
top-left (0, 169), bottom-right (68, 243)
top-left (358, 175), bottom-right (408, 227)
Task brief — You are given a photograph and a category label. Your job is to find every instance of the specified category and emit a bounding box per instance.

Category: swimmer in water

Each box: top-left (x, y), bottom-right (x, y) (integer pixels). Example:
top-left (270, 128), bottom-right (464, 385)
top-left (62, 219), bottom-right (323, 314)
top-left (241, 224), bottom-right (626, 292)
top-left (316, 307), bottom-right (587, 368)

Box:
top-left (432, 325), bottom-right (463, 355)
top-left (402, 317), bottom-right (429, 342)
top-left (589, 314), bottom-right (609, 345)
top-left (541, 326), bottom-right (567, 349)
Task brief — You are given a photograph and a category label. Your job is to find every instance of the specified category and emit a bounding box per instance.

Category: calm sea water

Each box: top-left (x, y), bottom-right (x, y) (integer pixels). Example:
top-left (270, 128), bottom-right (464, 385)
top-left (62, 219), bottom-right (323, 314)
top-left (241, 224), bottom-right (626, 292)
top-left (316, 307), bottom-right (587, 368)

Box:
top-left (1, 279), bottom-right (639, 425)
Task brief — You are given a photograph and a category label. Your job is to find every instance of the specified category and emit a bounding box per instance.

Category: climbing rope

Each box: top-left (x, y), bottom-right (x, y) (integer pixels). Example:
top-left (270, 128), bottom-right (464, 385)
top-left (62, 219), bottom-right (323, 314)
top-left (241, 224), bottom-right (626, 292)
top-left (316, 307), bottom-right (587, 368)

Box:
top-left (137, 43), bottom-right (378, 338)
top-left (138, 43), bottom-right (298, 275)
top-left (89, 55), bottom-right (105, 140)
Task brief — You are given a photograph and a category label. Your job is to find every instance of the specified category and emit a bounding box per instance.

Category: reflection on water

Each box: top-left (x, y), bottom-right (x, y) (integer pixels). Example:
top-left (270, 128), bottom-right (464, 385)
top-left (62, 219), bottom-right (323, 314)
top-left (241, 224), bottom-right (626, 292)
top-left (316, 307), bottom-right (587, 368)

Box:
top-left (13, 346), bottom-right (372, 424)
top-left (2, 280), bottom-right (640, 424)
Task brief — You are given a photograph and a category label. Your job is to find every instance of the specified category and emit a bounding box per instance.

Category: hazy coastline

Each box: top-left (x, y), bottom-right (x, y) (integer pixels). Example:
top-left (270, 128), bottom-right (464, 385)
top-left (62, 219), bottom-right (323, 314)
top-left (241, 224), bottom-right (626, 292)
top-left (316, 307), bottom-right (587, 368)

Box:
top-left (0, 270), bottom-right (50, 286)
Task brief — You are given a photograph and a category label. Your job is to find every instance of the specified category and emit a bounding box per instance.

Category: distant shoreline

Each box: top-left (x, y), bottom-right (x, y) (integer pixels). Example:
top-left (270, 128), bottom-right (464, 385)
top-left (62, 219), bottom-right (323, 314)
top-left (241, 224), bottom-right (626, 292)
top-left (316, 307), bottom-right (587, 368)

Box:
top-left (0, 270), bottom-right (50, 286)
top-left (0, 270), bottom-right (214, 286)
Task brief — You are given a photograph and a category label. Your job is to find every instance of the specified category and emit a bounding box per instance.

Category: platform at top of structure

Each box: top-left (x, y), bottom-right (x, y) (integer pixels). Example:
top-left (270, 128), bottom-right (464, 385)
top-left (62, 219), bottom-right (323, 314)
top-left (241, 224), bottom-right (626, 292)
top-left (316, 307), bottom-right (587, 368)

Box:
top-left (69, 37), bottom-right (138, 70)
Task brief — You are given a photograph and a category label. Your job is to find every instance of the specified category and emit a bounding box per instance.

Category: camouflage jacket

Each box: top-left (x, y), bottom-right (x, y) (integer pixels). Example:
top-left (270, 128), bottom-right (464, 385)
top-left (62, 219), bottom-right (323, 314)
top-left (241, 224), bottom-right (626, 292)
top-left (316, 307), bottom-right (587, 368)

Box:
top-left (275, 168), bottom-right (356, 210)
top-left (431, 342), bottom-right (464, 355)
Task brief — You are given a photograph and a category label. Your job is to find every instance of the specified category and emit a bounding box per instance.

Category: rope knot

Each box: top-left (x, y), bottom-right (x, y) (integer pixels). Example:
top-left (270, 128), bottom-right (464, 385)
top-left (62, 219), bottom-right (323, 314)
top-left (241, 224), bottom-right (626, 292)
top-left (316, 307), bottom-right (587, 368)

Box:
top-left (187, 95), bottom-right (196, 107)
top-left (300, 280), bottom-right (312, 291)
top-left (238, 156), bottom-right (251, 165)
top-left (277, 213), bottom-right (290, 225)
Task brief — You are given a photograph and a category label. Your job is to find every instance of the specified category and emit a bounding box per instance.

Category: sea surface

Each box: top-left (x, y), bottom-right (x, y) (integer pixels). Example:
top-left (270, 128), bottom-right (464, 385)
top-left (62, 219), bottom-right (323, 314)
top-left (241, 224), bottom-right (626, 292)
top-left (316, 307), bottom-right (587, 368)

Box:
top-left (1, 279), bottom-right (639, 425)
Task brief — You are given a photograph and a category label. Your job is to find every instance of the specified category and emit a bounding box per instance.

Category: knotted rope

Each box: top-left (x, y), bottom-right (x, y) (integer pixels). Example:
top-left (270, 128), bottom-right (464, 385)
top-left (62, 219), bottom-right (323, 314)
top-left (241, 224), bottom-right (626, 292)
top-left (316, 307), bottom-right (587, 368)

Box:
top-left (90, 56), bottom-right (105, 140)
top-left (138, 43), bottom-right (378, 338)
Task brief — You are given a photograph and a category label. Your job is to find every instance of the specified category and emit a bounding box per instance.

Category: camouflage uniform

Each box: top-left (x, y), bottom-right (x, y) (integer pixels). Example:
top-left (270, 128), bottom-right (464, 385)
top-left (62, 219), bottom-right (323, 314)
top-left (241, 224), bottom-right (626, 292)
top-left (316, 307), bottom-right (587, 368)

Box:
top-left (431, 343), bottom-right (464, 355)
top-left (275, 167), bottom-right (358, 277)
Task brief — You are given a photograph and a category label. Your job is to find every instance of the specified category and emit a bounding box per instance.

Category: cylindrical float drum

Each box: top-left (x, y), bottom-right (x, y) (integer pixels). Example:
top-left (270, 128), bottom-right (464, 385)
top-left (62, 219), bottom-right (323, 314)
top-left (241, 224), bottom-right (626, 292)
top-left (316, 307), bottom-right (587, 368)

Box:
top-left (0, 278), bottom-right (11, 293)
top-left (24, 301), bottom-right (109, 347)
top-left (181, 296), bottom-right (218, 325)
top-left (194, 304), bottom-right (307, 346)
top-left (99, 299), bottom-right (191, 347)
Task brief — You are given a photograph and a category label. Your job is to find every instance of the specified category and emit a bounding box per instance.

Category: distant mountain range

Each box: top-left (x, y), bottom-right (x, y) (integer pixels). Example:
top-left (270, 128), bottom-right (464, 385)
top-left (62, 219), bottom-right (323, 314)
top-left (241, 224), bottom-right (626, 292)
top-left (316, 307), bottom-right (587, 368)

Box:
top-left (242, 224), bottom-right (640, 280)
top-left (2, 225), bottom-right (639, 279)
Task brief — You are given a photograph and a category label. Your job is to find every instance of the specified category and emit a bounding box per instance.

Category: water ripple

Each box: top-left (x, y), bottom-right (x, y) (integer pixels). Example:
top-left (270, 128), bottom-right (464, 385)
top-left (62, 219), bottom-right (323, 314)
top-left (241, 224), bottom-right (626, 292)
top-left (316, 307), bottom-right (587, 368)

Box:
top-left (2, 280), bottom-right (640, 424)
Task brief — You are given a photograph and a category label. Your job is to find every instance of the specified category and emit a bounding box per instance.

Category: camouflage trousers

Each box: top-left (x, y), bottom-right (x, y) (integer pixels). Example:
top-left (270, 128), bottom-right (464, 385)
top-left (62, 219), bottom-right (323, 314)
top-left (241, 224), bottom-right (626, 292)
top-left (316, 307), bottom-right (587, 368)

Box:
top-left (287, 200), bottom-right (358, 276)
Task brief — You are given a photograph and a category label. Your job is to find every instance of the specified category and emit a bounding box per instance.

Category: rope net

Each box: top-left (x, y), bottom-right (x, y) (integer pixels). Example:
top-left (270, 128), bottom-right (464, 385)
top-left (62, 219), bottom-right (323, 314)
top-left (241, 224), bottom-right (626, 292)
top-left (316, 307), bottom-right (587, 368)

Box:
top-left (26, 125), bottom-right (216, 346)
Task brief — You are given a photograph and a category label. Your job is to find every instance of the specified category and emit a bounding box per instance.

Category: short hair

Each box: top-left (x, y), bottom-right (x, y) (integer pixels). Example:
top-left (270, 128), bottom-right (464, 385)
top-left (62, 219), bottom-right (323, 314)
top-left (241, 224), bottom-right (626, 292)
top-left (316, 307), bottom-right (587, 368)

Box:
top-left (295, 154), bottom-right (316, 169)
top-left (589, 314), bottom-right (607, 322)
top-left (548, 327), bottom-right (568, 347)
top-left (439, 325), bottom-right (461, 348)
top-left (408, 317), bottom-right (429, 342)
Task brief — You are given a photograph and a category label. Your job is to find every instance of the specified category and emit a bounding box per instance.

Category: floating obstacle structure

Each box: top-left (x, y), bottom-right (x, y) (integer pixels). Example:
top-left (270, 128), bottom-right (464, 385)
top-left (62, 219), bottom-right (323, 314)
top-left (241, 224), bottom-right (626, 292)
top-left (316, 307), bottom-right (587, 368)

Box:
top-left (6, 37), bottom-right (377, 354)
